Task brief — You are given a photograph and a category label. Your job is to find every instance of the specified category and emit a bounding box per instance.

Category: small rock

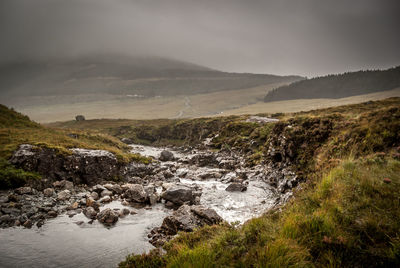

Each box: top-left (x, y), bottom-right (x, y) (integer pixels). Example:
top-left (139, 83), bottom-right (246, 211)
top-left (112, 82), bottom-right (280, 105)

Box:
top-left (15, 187), bottom-right (32, 195)
top-left (121, 138), bottom-right (133, 144)
top-left (225, 183), bottom-right (247, 192)
top-left (383, 178), bottom-right (391, 184)
top-left (90, 192), bottom-right (99, 200)
top-left (47, 211), bottom-right (58, 218)
top-left (67, 210), bottom-right (77, 218)
top-left (68, 202), bottom-right (79, 210)
top-left (23, 219), bottom-right (33, 229)
top-left (121, 208), bottom-right (130, 215)
top-left (36, 220), bottom-right (44, 228)
top-left (99, 196), bottom-right (111, 203)
top-left (122, 184), bottom-right (147, 203)
top-left (75, 221), bottom-right (84, 226)
top-left (149, 194), bottom-right (158, 205)
top-left (43, 188), bottom-right (55, 197)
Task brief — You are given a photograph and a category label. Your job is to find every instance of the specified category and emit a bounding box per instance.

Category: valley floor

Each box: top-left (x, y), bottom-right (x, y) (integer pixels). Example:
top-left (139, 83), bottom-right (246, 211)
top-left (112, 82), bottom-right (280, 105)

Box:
top-left (9, 86), bottom-right (400, 123)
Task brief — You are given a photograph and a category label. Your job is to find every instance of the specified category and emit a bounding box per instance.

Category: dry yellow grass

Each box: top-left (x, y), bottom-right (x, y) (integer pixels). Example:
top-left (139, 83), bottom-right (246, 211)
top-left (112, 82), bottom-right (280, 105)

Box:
top-left (13, 86), bottom-right (400, 123)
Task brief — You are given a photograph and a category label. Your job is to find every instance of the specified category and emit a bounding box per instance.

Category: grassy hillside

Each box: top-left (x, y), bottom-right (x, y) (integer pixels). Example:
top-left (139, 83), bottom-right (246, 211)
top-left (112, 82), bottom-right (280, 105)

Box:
top-left (0, 104), bottom-right (150, 189)
top-left (109, 98), bottom-right (400, 267)
top-left (0, 54), bottom-right (302, 99)
top-left (265, 66), bottom-right (400, 102)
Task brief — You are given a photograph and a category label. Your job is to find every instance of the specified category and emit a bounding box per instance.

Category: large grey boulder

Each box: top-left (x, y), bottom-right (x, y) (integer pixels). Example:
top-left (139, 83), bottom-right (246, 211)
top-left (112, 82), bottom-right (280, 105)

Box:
top-left (149, 205), bottom-right (222, 247)
top-left (159, 150), bottom-right (175, 162)
top-left (10, 144), bottom-right (128, 186)
top-left (225, 183), bottom-right (247, 192)
top-left (161, 186), bottom-right (196, 206)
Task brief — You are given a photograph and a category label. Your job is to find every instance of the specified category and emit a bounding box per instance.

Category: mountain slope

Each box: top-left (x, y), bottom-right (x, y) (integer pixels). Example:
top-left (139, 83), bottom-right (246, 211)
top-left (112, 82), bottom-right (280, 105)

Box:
top-left (0, 54), bottom-right (302, 98)
top-left (264, 66), bottom-right (400, 102)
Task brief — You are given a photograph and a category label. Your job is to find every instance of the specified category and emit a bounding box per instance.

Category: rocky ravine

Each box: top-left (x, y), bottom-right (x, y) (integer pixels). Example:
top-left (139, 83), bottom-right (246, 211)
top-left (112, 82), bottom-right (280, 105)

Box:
top-left (0, 139), bottom-right (300, 248)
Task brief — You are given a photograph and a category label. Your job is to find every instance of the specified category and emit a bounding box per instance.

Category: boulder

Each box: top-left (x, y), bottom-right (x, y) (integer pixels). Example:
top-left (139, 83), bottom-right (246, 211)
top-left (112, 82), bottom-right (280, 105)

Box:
top-left (149, 205), bottom-right (222, 247)
top-left (159, 150), bottom-right (174, 162)
top-left (43, 188), bottom-right (55, 197)
top-left (10, 144), bottom-right (126, 186)
top-left (161, 186), bottom-right (196, 206)
top-left (104, 184), bottom-right (122, 194)
top-left (57, 190), bottom-right (71, 201)
top-left (122, 184), bottom-right (147, 203)
top-left (97, 208), bottom-right (119, 225)
top-left (225, 183), bottom-right (247, 192)
top-left (83, 207), bottom-right (97, 219)
top-left (75, 115), bottom-right (85, 121)
top-left (100, 189), bottom-right (113, 197)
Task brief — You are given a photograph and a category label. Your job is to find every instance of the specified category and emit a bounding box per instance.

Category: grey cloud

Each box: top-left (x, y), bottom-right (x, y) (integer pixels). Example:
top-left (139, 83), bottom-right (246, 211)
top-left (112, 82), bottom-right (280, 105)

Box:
top-left (0, 0), bottom-right (399, 76)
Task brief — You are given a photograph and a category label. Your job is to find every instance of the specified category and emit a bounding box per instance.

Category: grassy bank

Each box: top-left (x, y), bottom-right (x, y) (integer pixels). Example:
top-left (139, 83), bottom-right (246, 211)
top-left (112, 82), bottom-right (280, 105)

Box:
top-left (116, 98), bottom-right (400, 267)
top-left (0, 104), bottom-right (150, 189)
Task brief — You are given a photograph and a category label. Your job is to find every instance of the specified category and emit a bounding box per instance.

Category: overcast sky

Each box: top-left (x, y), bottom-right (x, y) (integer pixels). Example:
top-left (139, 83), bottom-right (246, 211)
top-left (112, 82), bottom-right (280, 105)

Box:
top-left (0, 0), bottom-right (399, 76)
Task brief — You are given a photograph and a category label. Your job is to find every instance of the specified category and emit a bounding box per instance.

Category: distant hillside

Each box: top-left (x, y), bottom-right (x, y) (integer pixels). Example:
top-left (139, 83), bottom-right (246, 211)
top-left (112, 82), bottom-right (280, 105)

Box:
top-left (0, 54), bottom-right (302, 99)
top-left (264, 66), bottom-right (400, 102)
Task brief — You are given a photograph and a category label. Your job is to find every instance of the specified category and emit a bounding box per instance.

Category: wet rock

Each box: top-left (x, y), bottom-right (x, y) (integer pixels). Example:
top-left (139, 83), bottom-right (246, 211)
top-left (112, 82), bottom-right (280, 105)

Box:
top-left (149, 194), bottom-right (159, 205)
top-left (149, 205), bottom-right (222, 247)
top-left (92, 185), bottom-right (106, 193)
top-left (0, 214), bottom-right (12, 224)
top-left (36, 220), bottom-right (44, 228)
top-left (122, 184), bottom-right (147, 203)
top-left (159, 150), bottom-right (174, 161)
top-left (99, 196), bottom-right (111, 203)
top-left (90, 192), bottom-right (99, 200)
top-left (23, 219), bottom-right (33, 229)
top-left (53, 180), bottom-right (74, 190)
top-left (161, 186), bottom-right (195, 206)
top-left (127, 162), bottom-right (155, 178)
top-left (225, 183), bottom-right (247, 192)
top-left (191, 205), bottom-right (223, 225)
top-left (190, 153), bottom-right (218, 167)
top-left (97, 208), bottom-right (119, 225)
top-left (10, 144), bottom-right (126, 186)
top-left (57, 190), bottom-right (71, 201)
top-left (83, 207), bottom-right (97, 219)
top-left (121, 138), bottom-right (133, 144)
top-left (67, 210), bottom-right (77, 218)
top-left (100, 189), bottom-right (113, 197)
top-left (15, 187), bottom-right (32, 195)
top-left (104, 184), bottom-right (122, 194)
top-left (47, 211), bottom-right (57, 218)
top-left (43, 188), bottom-right (55, 197)
top-left (68, 202), bottom-right (79, 210)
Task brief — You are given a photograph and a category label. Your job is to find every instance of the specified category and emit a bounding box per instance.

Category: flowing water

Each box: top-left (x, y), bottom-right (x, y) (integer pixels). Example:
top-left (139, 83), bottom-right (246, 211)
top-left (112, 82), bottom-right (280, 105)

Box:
top-left (0, 144), bottom-right (279, 267)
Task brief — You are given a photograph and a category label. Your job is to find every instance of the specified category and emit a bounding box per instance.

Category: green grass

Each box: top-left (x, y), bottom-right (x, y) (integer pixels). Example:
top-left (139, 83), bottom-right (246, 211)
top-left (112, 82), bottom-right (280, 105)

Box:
top-left (120, 156), bottom-right (400, 267)
top-left (0, 104), bottom-right (151, 188)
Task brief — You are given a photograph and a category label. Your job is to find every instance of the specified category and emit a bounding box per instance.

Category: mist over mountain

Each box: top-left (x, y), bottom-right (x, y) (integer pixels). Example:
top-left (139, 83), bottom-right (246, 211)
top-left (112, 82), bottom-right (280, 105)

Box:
top-left (264, 66), bottom-right (400, 102)
top-left (0, 54), bottom-right (302, 99)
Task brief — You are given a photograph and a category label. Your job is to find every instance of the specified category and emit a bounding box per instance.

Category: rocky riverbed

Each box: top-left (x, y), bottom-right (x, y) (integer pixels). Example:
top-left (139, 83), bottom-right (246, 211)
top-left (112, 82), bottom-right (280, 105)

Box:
top-left (0, 142), bottom-right (300, 267)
